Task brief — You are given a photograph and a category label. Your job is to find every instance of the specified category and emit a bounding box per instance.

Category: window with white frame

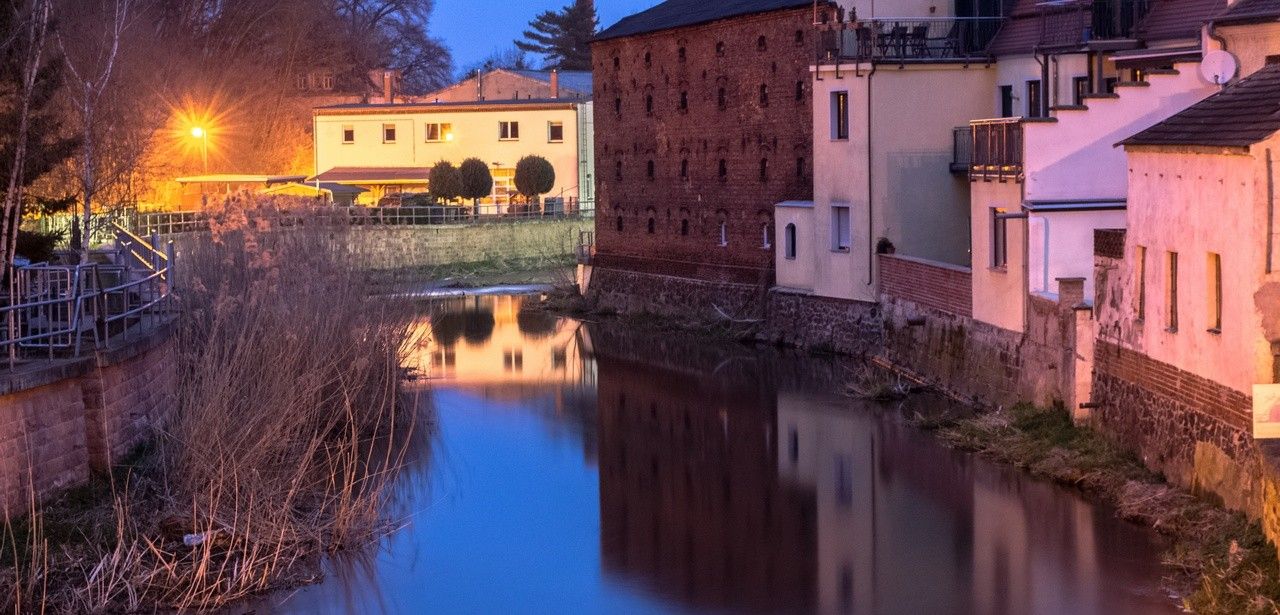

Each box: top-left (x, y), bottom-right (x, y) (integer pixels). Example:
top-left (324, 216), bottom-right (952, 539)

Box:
top-left (499, 121), bottom-right (520, 140)
top-left (831, 205), bottom-right (850, 251)
top-left (382, 123), bottom-right (396, 143)
top-left (548, 121), bottom-right (564, 143)
top-left (425, 122), bottom-right (452, 142)
top-left (342, 125), bottom-right (354, 144)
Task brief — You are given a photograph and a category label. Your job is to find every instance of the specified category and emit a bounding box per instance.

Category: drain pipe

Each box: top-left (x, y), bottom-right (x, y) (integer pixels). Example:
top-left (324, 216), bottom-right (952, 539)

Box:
top-left (865, 58), bottom-right (878, 287)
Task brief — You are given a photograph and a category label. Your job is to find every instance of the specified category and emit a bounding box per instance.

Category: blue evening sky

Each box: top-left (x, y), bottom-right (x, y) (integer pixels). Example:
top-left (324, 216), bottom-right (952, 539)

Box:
top-left (433, 0), bottom-right (662, 75)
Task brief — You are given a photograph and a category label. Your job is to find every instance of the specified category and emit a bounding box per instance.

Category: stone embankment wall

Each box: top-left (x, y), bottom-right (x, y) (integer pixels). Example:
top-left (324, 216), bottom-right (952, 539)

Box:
top-left (0, 325), bottom-right (176, 515)
top-left (343, 219), bottom-right (592, 273)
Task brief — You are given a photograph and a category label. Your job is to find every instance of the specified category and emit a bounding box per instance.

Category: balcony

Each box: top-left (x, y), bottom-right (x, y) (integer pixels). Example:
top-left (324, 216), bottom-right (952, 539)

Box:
top-left (818, 17), bottom-right (1003, 64)
top-left (968, 118), bottom-right (1023, 182)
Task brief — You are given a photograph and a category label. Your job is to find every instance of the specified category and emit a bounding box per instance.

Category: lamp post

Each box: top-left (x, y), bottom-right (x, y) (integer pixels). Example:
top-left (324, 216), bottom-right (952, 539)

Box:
top-left (190, 126), bottom-right (208, 173)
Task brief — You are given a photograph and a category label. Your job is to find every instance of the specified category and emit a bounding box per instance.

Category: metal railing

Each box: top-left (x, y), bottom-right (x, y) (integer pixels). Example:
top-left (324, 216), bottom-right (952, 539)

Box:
top-left (969, 118), bottom-right (1024, 182)
top-left (576, 230), bottom-right (595, 265)
top-left (951, 126), bottom-right (972, 174)
top-left (0, 223), bottom-right (175, 369)
top-left (134, 202), bottom-right (597, 237)
top-left (818, 17), bottom-right (1003, 63)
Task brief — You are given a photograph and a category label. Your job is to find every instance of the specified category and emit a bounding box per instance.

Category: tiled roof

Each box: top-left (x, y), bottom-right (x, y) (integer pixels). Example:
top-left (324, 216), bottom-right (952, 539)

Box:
top-left (1135, 0), bottom-right (1226, 41)
top-left (987, 0), bottom-right (1041, 56)
top-left (1121, 62), bottom-right (1280, 147)
top-left (594, 0), bottom-right (815, 41)
top-left (1215, 0), bottom-right (1280, 25)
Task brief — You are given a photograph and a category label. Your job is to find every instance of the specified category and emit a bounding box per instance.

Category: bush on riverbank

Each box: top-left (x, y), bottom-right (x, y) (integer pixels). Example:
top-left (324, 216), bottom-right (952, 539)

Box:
top-left (916, 402), bottom-right (1280, 614)
top-left (0, 200), bottom-right (424, 612)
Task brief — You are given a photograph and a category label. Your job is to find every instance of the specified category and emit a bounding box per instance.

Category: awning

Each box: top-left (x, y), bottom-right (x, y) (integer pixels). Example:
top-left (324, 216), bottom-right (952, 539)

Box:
top-left (310, 167), bottom-right (430, 184)
top-left (1024, 199), bottom-right (1126, 212)
top-left (175, 174), bottom-right (307, 185)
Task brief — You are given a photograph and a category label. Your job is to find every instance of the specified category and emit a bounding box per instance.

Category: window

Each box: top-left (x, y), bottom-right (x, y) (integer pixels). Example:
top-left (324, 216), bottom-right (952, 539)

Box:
top-left (999, 85), bottom-right (1014, 118)
top-left (647, 217), bottom-right (655, 233)
top-left (679, 91), bottom-right (688, 111)
top-left (795, 80), bottom-right (804, 101)
top-left (612, 56), bottom-right (620, 70)
top-left (759, 83), bottom-right (769, 106)
top-left (716, 41), bottom-right (725, 56)
top-left (615, 160), bottom-right (623, 180)
top-left (831, 206), bottom-right (851, 251)
top-left (718, 87), bottom-right (727, 110)
top-left (342, 125), bottom-right (354, 144)
top-left (680, 159), bottom-right (689, 180)
top-left (795, 29), bottom-right (805, 45)
top-left (646, 160), bottom-right (655, 180)
top-left (990, 208), bottom-right (1008, 268)
top-left (424, 122), bottom-right (452, 142)
top-left (784, 223), bottom-right (797, 259)
top-left (645, 94), bottom-right (653, 115)
top-left (761, 223), bottom-right (772, 248)
top-left (1026, 80), bottom-right (1043, 117)
top-left (678, 46), bottom-right (686, 62)
top-left (614, 97), bottom-right (621, 115)
top-left (831, 91), bottom-right (849, 140)
top-left (1104, 77), bottom-right (1118, 93)
top-left (1208, 252), bottom-right (1222, 332)
top-left (757, 35), bottom-right (767, 51)
top-left (1136, 246), bottom-right (1147, 320)
top-left (718, 159), bottom-right (727, 180)
top-left (643, 51), bottom-right (651, 66)
top-left (547, 121), bottom-right (564, 143)
top-left (796, 156), bottom-right (806, 179)
top-left (681, 219), bottom-right (689, 235)
top-left (382, 123), bottom-right (397, 143)
top-left (616, 216), bottom-right (623, 232)
top-left (759, 158), bottom-right (768, 182)
top-left (1072, 76), bottom-right (1089, 105)
top-left (719, 221), bottom-right (728, 246)
top-left (1167, 251), bottom-right (1179, 332)
top-left (499, 121), bottom-right (519, 140)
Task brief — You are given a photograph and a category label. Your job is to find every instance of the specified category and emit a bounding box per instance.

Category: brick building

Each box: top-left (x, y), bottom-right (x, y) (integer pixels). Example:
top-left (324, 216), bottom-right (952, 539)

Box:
top-left (590, 0), bottom-right (836, 288)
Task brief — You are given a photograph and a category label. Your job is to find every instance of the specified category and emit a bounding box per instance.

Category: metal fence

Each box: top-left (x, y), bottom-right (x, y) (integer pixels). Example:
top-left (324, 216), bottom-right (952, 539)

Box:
top-left (969, 118), bottom-right (1024, 182)
top-left (0, 223), bottom-right (175, 369)
top-left (819, 17), bottom-right (1003, 63)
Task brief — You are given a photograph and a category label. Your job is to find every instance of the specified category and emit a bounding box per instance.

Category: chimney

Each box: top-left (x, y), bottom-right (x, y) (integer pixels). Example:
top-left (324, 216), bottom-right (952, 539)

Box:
top-left (550, 69), bottom-right (559, 99)
top-left (382, 70), bottom-right (393, 103)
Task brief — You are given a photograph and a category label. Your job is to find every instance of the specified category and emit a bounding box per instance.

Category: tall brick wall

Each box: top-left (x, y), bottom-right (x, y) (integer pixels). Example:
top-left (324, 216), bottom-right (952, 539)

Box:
top-left (878, 254), bottom-right (973, 318)
top-left (82, 333), bottom-right (177, 472)
top-left (0, 377), bottom-right (89, 514)
top-left (591, 6), bottom-right (834, 284)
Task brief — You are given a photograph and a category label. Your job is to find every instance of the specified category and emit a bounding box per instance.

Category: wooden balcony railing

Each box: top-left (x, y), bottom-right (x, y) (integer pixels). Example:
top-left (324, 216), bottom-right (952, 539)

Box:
top-left (969, 118), bottom-right (1024, 182)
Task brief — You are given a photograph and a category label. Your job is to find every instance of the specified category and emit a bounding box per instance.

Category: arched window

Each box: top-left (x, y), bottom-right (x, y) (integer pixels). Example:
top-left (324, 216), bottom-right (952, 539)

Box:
top-left (762, 223), bottom-right (772, 248)
top-left (717, 87), bottom-right (726, 110)
top-left (678, 47), bottom-right (686, 62)
top-left (647, 217), bottom-right (656, 234)
top-left (719, 221), bottom-right (728, 246)
top-left (795, 29), bottom-right (805, 45)
top-left (612, 56), bottom-right (620, 70)
top-left (615, 160), bottom-right (623, 180)
top-left (680, 159), bottom-right (689, 179)
top-left (795, 80), bottom-right (804, 101)
top-left (646, 160), bottom-right (655, 180)
top-left (616, 216), bottom-right (624, 232)
top-left (643, 51), bottom-right (651, 66)
top-left (679, 91), bottom-right (688, 110)
top-left (715, 41), bottom-right (725, 56)
top-left (784, 223), bottom-right (797, 259)
top-left (681, 219), bottom-right (689, 236)
top-left (718, 159), bottom-right (728, 180)
top-left (759, 83), bottom-right (769, 106)
top-left (757, 35), bottom-right (767, 51)
top-left (759, 158), bottom-right (768, 182)
top-left (614, 97), bottom-right (621, 115)
top-left (645, 94), bottom-right (653, 115)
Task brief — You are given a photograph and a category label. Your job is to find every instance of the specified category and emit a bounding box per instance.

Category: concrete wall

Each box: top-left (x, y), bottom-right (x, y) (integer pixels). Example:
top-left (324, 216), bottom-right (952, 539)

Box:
top-left (970, 180), bottom-right (1026, 332)
top-left (0, 325), bottom-right (176, 515)
top-left (775, 201), bottom-right (816, 291)
top-left (1027, 208), bottom-right (1127, 299)
top-left (339, 218), bottom-right (593, 273)
top-left (1220, 22), bottom-right (1280, 79)
top-left (992, 54), bottom-right (1092, 118)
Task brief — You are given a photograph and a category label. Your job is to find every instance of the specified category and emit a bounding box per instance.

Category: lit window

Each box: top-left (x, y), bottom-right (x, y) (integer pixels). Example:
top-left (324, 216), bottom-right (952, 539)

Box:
top-left (831, 91), bottom-right (849, 140)
top-left (382, 123), bottom-right (397, 143)
top-left (499, 121), bottom-right (519, 140)
top-left (991, 208), bottom-right (1008, 268)
top-left (832, 205), bottom-right (851, 251)
top-left (1208, 252), bottom-right (1222, 332)
top-left (342, 125), bottom-right (354, 144)
top-left (548, 121), bottom-right (564, 143)
top-left (424, 122), bottom-right (452, 142)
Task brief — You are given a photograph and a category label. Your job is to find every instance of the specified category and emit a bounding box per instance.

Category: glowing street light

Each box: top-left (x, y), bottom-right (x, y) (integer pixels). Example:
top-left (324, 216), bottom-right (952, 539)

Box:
top-left (190, 126), bottom-right (208, 173)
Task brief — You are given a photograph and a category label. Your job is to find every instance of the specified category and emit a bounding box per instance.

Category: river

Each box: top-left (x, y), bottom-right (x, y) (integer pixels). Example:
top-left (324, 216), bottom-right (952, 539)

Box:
top-left (255, 294), bottom-right (1180, 615)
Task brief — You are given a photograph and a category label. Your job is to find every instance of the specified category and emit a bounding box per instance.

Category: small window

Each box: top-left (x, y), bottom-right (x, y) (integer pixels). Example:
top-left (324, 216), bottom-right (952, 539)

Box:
top-left (612, 56), bottom-right (620, 70)
top-left (645, 94), bottom-right (653, 115)
top-left (795, 29), bottom-right (805, 45)
top-left (716, 41), bottom-right (725, 56)
top-left (719, 221), bottom-right (728, 246)
top-left (759, 158), bottom-right (768, 182)
top-left (1072, 76), bottom-right (1089, 105)
top-left (757, 35), bottom-right (767, 51)
top-left (759, 83), bottom-right (769, 107)
top-left (795, 80), bottom-right (804, 101)
top-left (342, 125), bottom-right (355, 144)
top-left (678, 47), bottom-right (686, 62)
top-left (761, 223), bottom-right (772, 248)
top-left (499, 121), bottom-right (519, 140)
top-left (615, 160), bottom-right (623, 180)
top-left (991, 208), bottom-right (1009, 268)
top-left (999, 85), bottom-right (1014, 118)
top-left (643, 51), bottom-right (651, 66)
top-left (679, 91), bottom-right (688, 111)
top-left (718, 87), bottom-right (726, 110)
top-left (784, 223), bottom-right (797, 259)
top-left (832, 206), bottom-right (851, 251)
top-left (647, 217), bottom-right (655, 234)
top-left (614, 97), bottom-right (621, 115)
top-left (1167, 251), bottom-right (1179, 332)
top-left (796, 156), bottom-right (806, 179)
top-left (1026, 80), bottom-right (1043, 117)
top-left (646, 160), bottom-right (655, 180)
top-left (424, 122), bottom-right (452, 143)
top-left (548, 121), bottom-right (564, 143)
top-left (831, 91), bottom-right (849, 140)
top-left (382, 123), bottom-right (397, 143)
top-left (616, 216), bottom-right (623, 232)
top-left (1136, 246), bottom-right (1147, 320)
top-left (680, 159), bottom-right (689, 180)
top-left (681, 219), bottom-right (689, 236)
top-left (1104, 77), bottom-right (1118, 93)
top-left (1208, 252), bottom-right (1222, 332)
top-left (718, 159), bottom-right (727, 180)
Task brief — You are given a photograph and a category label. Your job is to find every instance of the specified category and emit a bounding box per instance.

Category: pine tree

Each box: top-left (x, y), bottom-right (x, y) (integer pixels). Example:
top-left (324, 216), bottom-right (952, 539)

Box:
top-left (514, 0), bottom-right (597, 71)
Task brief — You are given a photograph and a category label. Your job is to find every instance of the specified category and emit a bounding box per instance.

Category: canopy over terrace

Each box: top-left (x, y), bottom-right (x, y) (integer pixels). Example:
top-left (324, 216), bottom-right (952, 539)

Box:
top-left (309, 167), bottom-right (432, 205)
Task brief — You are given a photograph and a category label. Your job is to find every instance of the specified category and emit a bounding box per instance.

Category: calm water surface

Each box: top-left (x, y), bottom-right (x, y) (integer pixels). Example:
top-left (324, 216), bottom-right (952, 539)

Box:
top-left (259, 295), bottom-right (1180, 615)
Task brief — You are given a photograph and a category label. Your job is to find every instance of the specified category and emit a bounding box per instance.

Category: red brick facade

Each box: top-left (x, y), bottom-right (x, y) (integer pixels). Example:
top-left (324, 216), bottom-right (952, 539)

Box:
top-left (591, 6), bottom-right (831, 284)
top-left (877, 254), bottom-right (973, 318)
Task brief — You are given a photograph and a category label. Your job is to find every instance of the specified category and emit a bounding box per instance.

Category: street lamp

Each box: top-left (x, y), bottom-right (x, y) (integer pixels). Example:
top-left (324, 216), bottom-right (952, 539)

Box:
top-left (190, 126), bottom-right (208, 173)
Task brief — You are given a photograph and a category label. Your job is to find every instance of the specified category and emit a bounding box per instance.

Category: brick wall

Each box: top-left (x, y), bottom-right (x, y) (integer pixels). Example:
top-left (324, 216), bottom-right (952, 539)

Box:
top-left (759, 290), bottom-right (881, 356)
top-left (82, 333), bottom-right (177, 472)
top-left (0, 378), bottom-right (89, 514)
top-left (588, 266), bottom-right (765, 320)
top-left (591, 5), bottom-right (833, 282)
top-left (878, 254), bottom-right (973, 318)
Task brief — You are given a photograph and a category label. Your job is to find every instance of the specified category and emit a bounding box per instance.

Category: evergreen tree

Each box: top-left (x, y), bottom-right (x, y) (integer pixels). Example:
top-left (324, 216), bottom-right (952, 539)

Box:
top-left (514, 0), bottom-right (596, 71)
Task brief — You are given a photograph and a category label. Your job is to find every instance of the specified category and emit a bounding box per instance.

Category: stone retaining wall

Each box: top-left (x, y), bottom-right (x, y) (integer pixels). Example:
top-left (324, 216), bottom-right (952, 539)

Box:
top-left (0, 324), bottom-right (176, 515)
top-left (759, 290), bottom-right (881, 357)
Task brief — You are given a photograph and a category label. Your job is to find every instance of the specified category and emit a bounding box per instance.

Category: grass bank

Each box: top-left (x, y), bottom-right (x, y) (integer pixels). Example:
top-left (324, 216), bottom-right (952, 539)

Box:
top-left (910, 401), bottom-right (1280, 614)
top-left (0, 200), bottom-right (426, 612)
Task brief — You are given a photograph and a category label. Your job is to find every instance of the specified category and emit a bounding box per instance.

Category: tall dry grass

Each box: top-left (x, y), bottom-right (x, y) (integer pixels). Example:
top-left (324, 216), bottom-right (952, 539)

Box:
top-left (2, 197), bottom-right (426, 612)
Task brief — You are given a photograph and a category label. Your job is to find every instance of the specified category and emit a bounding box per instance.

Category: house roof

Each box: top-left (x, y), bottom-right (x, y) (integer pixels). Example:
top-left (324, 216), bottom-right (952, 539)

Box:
top-left (311, 167), bottom-right (431, 183)
top-left (314, 98), bottom-right (581, 114)
top-left (593, 0), bottom-right (815, 42)
top-left (1121, 62), bottom-right (1280, 148)
top-left (175, 174), bottom-right (307, 185)
top-left (1135, 0), bottom-right (1226, 41)
top-left (1214, 0), bottom-right (1280, 25)
top-left (989, 0), bottom-right (1224, 57)
top-left (509, 69), bottom-right (593, 94)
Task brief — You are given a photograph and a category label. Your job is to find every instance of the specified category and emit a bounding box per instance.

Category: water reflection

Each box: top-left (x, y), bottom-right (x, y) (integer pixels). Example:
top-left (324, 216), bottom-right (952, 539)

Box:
top-left (261, 295), bottom-right (1177, 615)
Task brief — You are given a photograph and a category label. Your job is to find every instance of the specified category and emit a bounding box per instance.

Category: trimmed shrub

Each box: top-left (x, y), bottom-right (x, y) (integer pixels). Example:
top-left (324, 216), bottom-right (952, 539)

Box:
top-left (514, 155), bottom-right (555, 203)
top-left (428, 161), bottom-right (463, 203)
top-left (459, 158), bottom-right (493, 205)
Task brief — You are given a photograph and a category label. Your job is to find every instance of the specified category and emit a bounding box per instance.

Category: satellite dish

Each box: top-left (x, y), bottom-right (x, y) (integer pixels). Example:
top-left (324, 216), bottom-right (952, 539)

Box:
top-left (1200, 50), bottom-right (1240, 85)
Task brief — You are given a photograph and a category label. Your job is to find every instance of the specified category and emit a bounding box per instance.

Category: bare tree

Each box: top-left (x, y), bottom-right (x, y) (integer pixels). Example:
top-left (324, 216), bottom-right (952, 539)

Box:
top-left (0, 0), bottom-right (53, 268)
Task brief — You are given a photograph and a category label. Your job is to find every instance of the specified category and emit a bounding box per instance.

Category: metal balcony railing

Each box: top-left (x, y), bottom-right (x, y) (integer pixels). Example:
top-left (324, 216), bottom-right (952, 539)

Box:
top-left (818, 17), bottom-right (1003, 63)
top-left (969, 118), bottom-right (1024, 182)
top-left (951, 126), bottom-right (972, 174)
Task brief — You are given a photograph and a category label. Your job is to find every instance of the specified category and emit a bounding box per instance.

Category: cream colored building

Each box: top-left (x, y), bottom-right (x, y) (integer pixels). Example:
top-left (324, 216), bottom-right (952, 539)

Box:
top-left (312, 98), bottom-right (594, 208)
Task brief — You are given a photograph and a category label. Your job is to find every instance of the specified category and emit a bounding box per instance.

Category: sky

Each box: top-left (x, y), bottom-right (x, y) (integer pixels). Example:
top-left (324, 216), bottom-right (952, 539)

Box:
top-left (432, 0), bottom-right (662, 75)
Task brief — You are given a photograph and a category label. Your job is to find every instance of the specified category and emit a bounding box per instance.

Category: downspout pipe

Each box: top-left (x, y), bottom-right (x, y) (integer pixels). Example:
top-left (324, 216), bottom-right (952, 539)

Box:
top-left (865, 59), bottom-right (877, 287)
